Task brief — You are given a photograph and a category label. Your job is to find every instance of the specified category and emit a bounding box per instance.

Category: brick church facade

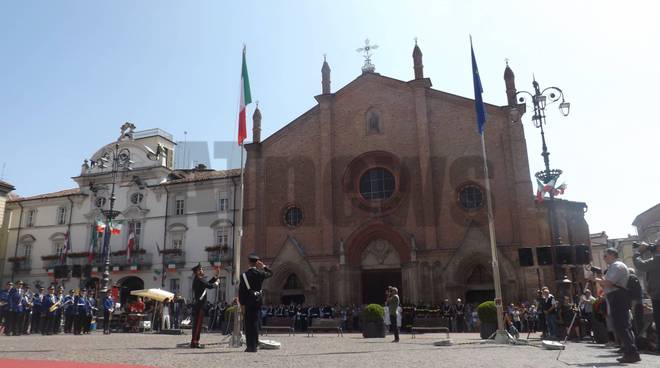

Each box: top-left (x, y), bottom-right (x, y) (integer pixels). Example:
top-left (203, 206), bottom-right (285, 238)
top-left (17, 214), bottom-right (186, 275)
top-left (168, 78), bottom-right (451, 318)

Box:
top-left (242, 43), bottom-right (589, 306)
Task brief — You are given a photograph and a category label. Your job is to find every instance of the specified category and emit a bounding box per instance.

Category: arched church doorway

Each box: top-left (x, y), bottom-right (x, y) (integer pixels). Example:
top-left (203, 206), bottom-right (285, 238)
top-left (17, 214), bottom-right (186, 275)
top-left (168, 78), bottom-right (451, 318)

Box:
top-left (464, 265), bottom-right (494, 305)
top-left (117, 276), bottom-right (144, 309)
top-left (360, 239), bottom-right (402, 304)
top-left (280, 273), bottom-right (305, 305)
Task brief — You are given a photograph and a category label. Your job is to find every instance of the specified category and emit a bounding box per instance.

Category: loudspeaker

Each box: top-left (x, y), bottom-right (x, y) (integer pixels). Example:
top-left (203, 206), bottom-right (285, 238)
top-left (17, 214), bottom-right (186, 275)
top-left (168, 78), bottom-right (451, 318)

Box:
top-left (518, 248), bottom-right (534, 267)
top-left (556, 246), bottom-right (573, 265)
top-left (71, 264), bottom-right (82, 278)
top-left (537, 247), bottom-right (553, 266)
top-left (575, 245), bottom-right (591, 264)
top-left (83, 265), bottom-right (92, 278)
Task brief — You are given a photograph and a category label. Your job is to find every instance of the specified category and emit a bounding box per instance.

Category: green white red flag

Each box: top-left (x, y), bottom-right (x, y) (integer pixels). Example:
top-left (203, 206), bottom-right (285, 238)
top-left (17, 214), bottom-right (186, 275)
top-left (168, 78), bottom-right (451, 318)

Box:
top-left (237, 45), bottom-right (253, 145)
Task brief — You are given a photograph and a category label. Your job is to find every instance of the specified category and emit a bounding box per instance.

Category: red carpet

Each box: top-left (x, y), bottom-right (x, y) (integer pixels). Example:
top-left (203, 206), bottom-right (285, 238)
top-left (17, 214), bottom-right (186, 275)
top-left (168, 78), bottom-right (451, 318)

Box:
top-left (0, 359), bottom-right (155, 368)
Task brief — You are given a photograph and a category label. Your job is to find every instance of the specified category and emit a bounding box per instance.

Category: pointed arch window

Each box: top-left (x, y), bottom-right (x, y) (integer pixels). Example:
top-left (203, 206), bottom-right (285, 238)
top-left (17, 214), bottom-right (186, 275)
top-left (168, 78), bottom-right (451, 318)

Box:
top-left (366, 110), bottom-right (381, 134)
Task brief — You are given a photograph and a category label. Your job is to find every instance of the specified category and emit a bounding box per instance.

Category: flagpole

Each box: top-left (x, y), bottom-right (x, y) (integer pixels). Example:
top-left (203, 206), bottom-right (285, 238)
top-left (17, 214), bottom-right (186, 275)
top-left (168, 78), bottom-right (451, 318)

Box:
top-left (480, 132), bottom-right (506, 339)
top-left (230, 143), bottom-right (244, 347)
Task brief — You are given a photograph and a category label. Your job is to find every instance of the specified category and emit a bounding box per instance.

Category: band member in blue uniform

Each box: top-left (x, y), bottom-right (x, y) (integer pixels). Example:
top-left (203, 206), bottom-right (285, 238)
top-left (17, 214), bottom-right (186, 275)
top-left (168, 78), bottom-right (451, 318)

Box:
top-left (102, 289), bottom-right (115, 334)
top-left (9, 280), bottom-right (25, 336)
top-left (41, 286), bottom-right (54, 335)
top-left (53, 286), bottom-right (65, 334)
top-left (190, 263), bottom-right (220, 348)
top-left (1, 281), bottom-right (13, 335)
top-left (31, 286), bottom-right (44, 334)
top-left (63, 289), bottom-right (76, 333)
top-left (74, 288), bottom-right (90, 335)
top-left (239, 254), bottom-right (273, 353)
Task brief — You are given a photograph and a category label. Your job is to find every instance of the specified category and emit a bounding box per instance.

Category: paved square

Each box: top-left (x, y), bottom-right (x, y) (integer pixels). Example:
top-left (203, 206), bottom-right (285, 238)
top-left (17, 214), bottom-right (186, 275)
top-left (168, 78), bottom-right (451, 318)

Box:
top-left (1, 332), bottom-right (659, 367)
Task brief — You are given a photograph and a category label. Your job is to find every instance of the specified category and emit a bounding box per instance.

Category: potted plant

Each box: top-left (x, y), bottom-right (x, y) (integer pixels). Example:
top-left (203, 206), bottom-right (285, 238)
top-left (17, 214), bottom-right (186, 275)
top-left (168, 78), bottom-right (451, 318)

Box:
top-left (204, 245), bottom-right (223, 252)
top-left (7, 256), bottom-right (26, 262)
top-left (477, 301), bottom-right (498, 339)
top-left (41, 254), bottom-right (60, 261)
top-left (223, 305), bottom-right (239, 333)
top-left (360, 304), bottom-right (386, 338)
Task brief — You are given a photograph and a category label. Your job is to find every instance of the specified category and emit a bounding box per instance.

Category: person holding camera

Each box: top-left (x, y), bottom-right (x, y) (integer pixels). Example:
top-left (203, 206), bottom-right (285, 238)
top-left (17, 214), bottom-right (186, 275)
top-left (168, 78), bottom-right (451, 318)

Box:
top-left (592, 248), bottom-right (641, 363)
top-left (239, 254), bottom-right (273, 353)
top-left (633, 241), bottom-right (660, 353)
top-left (190, 263), bottom-right (220, 348)
top-left (386, 286), bottom-right (400, 342)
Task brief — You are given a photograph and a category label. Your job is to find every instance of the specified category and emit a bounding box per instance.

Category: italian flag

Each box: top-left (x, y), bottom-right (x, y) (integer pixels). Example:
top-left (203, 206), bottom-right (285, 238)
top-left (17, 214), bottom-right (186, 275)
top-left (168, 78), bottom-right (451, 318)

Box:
top-left (237, 45), bottom-right (252, 146)
top-left (126, 230), bottom-right (135, 260)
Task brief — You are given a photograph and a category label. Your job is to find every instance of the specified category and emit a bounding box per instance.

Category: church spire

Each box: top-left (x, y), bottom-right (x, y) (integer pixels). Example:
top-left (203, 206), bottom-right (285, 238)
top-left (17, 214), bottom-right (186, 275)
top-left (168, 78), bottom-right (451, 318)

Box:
top-left (252, 102), bottom-right (262, 143)
top-left (321, 54), bottom-right (331, 94)
top-left (504, 60), bottom-right (517, 106)
top-left (413, 38), bottom-right (424, 79)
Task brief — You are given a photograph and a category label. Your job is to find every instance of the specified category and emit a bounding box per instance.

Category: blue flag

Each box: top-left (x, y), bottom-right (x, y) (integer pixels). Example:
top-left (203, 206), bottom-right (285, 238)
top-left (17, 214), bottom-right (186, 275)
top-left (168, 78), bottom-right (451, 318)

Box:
top-left (471, 37), bottom-right (486, 135)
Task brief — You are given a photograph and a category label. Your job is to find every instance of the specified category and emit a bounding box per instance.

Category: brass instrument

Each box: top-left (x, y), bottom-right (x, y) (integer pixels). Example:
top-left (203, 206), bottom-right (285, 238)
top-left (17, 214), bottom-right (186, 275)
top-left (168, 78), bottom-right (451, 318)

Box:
top-left (48, 297), bottom-right (72, 313)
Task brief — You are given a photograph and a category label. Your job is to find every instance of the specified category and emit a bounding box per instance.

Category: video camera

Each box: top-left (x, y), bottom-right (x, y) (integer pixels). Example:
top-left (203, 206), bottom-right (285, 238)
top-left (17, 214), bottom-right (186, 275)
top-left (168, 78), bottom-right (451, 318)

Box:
top-left (585, 264), bottom-right (603, 276)
top-left (632, 241), bottom-right (657, 253)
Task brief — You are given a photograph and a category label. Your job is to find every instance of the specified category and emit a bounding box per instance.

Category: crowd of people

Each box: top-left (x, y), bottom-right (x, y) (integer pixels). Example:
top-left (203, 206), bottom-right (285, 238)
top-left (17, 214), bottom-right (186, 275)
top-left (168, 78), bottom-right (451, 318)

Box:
top-left (2, 244), bottom-right (658, 363)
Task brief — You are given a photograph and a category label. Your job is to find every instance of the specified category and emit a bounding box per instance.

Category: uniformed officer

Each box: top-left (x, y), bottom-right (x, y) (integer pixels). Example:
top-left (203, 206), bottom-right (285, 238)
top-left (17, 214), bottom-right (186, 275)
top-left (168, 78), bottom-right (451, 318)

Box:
top-left (0, 281), bottom-right (13, 335)
top-left (189, 263), bottom-right (220, 348)
top-left (102, 289), bottom-right (115, 334)
top-left (9, 280), bottom-right (25, 336)
top-left (63, 289), bottom-right (76, 333)
top-left (239, 254), bottom-right (273, 353)
top-left (74, 288), bottom-right (90, 335)
top-left (53, 287), bottom-right (65, 334)
top-left (31, 286), bottom-right (44, 334)
top-left (42, 286), bottom-right (57, 335)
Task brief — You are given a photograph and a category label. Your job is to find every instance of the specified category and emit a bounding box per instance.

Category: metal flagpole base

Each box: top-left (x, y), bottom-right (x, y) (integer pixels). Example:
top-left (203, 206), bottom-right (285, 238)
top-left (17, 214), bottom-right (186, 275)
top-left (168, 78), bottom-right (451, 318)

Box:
top-left (230, 333), bottom-right (242, 348)
top-left (494, 329), bottom-right (514, 344)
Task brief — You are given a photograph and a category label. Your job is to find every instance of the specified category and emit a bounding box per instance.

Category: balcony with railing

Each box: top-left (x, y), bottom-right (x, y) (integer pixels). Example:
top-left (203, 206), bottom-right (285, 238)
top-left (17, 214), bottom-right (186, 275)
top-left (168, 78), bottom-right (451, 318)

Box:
top-left (110, 250), bottom-right (153, 269)
top-left (161, 248), bottom-right (185, 266)
top-left (9, 257), bottom-right (32, 273)
top-left (205, 245), bottom-right (233, 264)
top-left (41, 254), bottom-right (64, 270)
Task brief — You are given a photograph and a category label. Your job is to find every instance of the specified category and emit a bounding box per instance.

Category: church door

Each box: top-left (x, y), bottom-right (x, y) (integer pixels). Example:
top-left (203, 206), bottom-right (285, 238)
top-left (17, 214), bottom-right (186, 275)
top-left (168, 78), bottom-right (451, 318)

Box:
top-left (360, 239), bottom-right (402, 304)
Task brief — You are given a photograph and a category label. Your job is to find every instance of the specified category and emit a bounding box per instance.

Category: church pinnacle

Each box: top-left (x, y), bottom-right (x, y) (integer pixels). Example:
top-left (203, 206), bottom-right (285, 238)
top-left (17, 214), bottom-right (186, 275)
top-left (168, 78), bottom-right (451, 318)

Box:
top-left (504, 60), bottom-right (517, 106)
top-left (413, 38), bottom-right (424, 79)
top-left (321, 54), bottom-right (331, 94)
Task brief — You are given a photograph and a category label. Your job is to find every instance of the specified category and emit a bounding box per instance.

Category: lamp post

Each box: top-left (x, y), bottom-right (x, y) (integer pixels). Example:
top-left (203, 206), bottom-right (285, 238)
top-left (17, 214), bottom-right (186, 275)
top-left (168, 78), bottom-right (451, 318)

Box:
top-left (89, 142), bottom-right (133, 293)
top-left (515, 78), bottom-right (570, 282)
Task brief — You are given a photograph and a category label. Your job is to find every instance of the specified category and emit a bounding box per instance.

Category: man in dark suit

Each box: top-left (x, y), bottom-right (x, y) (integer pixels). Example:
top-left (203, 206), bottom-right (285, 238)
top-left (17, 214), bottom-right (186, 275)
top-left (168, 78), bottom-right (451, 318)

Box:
top-left (190, 263), bottom-right (219, 348)
top-left (239, 254), bottom-right (273, 353)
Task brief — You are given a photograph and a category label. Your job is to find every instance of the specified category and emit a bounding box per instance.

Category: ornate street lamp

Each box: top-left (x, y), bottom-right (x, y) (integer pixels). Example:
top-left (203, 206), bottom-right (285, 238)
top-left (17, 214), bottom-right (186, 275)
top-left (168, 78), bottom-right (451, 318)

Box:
top-left (515, 78), bottom-right (571, 280)
top-left (85, 123), bottom-right (163, 293)
top-left (89, 142), bottom-right (133, 293)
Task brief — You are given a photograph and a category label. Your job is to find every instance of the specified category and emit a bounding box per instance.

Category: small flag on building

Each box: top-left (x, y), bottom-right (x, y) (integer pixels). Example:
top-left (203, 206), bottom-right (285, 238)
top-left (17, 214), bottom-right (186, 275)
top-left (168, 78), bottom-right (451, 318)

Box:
top-left (126, 230), bottom-right (135, 260)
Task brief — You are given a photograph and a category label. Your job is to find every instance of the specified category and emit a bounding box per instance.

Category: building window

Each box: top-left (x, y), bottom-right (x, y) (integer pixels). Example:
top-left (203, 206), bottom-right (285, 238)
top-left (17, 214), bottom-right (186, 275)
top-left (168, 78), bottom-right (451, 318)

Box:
top-left (175, 198), bottom-right (185, 215)
top-left (359, 168), bottom-right (395, 200)
top-left (54, 240), bottom-right (65, 255)
top-left (458, 184), bottom-right (484, 211)
top-left (171, 232), bottom-right (184, 249)
top-left (128, 221), bottom-right (142, 249)
top-left (218, 196), bottom-right (229, 212)
top-left (130, 193), bottom-right (144, 205)
top-left (23, 242), bottom-right (33, 258)
top-left (284, 206), bottom-right (303, 227)
top-left (96, 197), bottom-right (106, 208)
top-left (56, 207), bottom-right (67, 225)
top-left (215, 227), bottom-right (229, 247)
top-left (26, 209), bottom-right (36, 227)
top-left (366, 110), bottom-right (381, 134)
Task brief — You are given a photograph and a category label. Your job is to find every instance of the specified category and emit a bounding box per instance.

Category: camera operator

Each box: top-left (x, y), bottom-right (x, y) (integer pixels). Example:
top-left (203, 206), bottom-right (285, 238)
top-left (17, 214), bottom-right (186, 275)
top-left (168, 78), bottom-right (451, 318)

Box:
top-left (592, 248), bottom-right (641, 363)
top-left (633, 242), bottom-right (660, 353)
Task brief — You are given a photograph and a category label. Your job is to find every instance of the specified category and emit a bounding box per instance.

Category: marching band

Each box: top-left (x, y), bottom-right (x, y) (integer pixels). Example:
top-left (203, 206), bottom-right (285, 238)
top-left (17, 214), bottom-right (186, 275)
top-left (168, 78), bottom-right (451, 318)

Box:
top-left (0, 281), bottom-right (95, 336)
